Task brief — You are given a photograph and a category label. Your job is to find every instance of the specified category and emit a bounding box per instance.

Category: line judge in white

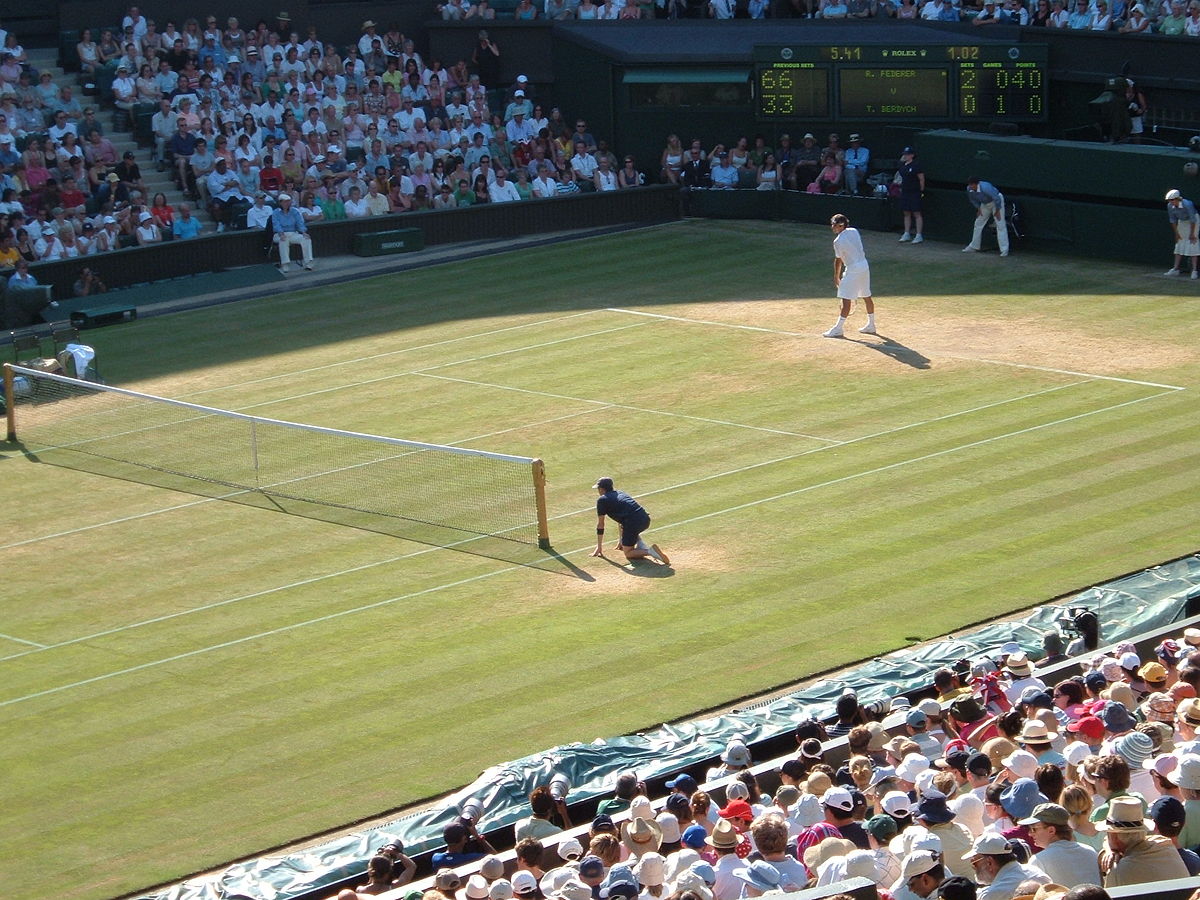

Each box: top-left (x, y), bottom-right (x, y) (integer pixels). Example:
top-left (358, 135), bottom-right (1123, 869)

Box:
top-left (824, 213), bottom-right (877, 338)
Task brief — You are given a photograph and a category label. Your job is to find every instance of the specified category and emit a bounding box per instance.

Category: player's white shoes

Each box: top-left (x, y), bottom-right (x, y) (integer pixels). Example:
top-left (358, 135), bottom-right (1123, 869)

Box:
top-left (1165, 268), bottom-right (1180, 276)
top-left (1000, 251), bottom-right (1009, 257)
top-left (651, 544), bottom-right (670, 565)
top-left (898, 232), bottom-right (912, 242)
top-left (912, 235), bottom-right (924, 244)
top-left (1193, 271), bottom-right (1199, 279)
top-left (963, 245), bottom-right (979, 253)
top-left (823, 325), bottom-right (844, 338)
top-left (859, 323), bottom-right (877, 334)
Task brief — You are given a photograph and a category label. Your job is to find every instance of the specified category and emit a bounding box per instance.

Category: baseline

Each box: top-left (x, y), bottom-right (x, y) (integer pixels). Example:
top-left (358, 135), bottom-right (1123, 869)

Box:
top-left (607, 307), bottom-right (1188, 392)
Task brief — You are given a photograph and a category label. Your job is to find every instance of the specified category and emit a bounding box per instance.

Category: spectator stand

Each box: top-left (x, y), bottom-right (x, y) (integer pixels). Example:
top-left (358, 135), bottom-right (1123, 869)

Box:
top-left (134, 553), bottom-right (1200, 900)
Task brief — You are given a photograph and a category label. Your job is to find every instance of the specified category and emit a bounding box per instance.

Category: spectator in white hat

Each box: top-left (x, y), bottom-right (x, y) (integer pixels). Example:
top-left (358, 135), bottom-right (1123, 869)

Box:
top-left (897, 850), bottom-right (944, 898)
top-left (796, 787), bottom-right (855, 872)
top-left (962, 833), bottom-right (1050, 900)
top-left (705, 739), bottom-right (751, 782)
top-left (1098, 795), bottom-right (1189, 887)
top-left (1174, 754), bottom-right (1200, 849)
top-left (1003, 653), bottom-right (1047, 705)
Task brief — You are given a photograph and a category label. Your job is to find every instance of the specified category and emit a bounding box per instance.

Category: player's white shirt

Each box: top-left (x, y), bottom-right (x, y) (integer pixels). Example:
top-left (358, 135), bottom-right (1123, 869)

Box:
top-left (834, 226), bottom-right (868, 269)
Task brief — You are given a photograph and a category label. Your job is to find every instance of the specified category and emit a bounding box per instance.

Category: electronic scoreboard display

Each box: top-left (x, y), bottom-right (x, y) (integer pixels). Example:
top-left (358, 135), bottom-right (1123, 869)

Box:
top-left (753, 44), bottom-right (1047, 122)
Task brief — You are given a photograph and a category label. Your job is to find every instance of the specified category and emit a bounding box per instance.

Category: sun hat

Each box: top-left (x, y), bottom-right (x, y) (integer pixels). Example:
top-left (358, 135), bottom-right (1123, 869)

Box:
top-left (725, 781), bottom-right (750, 802)
top-left (917, 698), bottom-right (943, 719)
top-left (949, 696), bottom-right (985, 723)
top-left (731, 860), bottom-right (782, 894)
top-left (1101, 702), bottom-right (1138, 734)
top-left (1063, 740), bottom-right (1093, 766)
top-left (890, 827), bottom-right (941, 858)
top-left (705, 819), bottom-right (742, 850)
top-left (633, 853), bottom-right (665, 888)
top-left (621, 817), bottom-right (663, 856)
top-left (1104, 682), bottom-right (1136, 710)
top-left (512, 872), bottom-right (538, 896)
top-left (1002, 749), bottom-right (1039, 780)
top-left (865, 814), bottom-right (899, 842)
top-left (1096, 795), bottom-right (1153, 832)
top-left (1006, 652), bottom-right (1033, 677)
top-left (914, 790), bottom-right (956, 825)
top-left (554, 879), bottom-right (593, 900)
top-left (1019, 721), bottom-right (1053, 746)
top-left (821, 786), bottom-right (854, 812)
top-left (962, 833), bottom-right (1012, 860)
top-left (437, 871), bottom-right (464, 891)
top-left (882, 790), bottom-right (914, 818)
top-left (1178, 698), bottom-right (1200, 726)
top-left (867, 765), bottom-right (896, 789)
top-left (557, 838), bottom-right (583, 861)
top-left (1143, 752), bottom-right (1180, 781)
top-left (459, 875), bottom-right (490, 900)
top-left (803, 836), bottom-right (855, 871)
top-left (598, 868), bottom-right (637, 900)
top-left (1114, 731), bottom-right (1156, 769)
top-left (721, 739), bottom-right (752, 767)
top-left (578, 857), bottom-right (605, 879)
top-left (906, 709), bottom-right (929, 729)
top-left (1018, 802), bottom-right (1070, 827)
top-left (1000, 778), bottom-right (1048, 822)
top-left (897, 753), bottom-right (929, 783)
top-left (718, 799), bottom-right (753, 821)
top-left (629, 795), bottom-right (654, 820)
top-left (671, 871), bottom-right (711, 900)
top-left (799, 738), bottom-right (824, 760)
top-left (1184, 627), bottom-right (1200, 647)
top-left (689, 861), bottom-right (716, 887)
top-left (1173, 755), bottom-right (1200, 790)
top-left (900, 849), bottom-right (941, 880)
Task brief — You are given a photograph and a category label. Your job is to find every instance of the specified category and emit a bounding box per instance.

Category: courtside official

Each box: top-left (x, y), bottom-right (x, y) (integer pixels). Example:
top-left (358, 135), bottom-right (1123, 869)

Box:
top-left (591, 477), bottom-right (670, 565)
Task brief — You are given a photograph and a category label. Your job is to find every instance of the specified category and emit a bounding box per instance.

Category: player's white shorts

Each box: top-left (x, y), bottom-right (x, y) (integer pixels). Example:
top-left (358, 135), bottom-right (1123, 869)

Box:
top-left (838, 265), bottom-right (871, 300)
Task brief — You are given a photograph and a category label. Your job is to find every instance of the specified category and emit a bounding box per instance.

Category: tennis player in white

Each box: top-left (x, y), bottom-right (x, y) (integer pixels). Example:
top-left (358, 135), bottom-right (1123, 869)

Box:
top-left (824, 214), bottom-right (877, 338)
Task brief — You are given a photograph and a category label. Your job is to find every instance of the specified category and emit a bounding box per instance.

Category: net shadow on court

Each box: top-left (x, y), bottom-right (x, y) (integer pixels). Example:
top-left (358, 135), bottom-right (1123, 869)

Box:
top-left (10, 443), bottom-right (587, 576)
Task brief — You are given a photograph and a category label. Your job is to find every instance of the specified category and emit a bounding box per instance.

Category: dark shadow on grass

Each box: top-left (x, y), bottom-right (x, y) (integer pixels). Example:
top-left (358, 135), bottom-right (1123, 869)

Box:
top-left (600, 556), bottom-right (675, 578)
top-left (14, 446), bottom-right (585, 575)
top-left (842, 334), bottom-right (932, 370)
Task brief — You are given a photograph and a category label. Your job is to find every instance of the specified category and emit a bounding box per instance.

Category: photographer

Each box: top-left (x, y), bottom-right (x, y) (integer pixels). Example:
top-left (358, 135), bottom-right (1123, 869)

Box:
top-left (73, 266), bottom-right (107, 297)
top-left (429, 818), bottom-right (495, 870)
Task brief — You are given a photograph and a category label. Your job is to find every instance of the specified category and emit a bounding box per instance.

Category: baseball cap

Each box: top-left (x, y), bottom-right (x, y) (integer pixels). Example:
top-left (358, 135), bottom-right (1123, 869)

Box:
top-left (901, 146), bottom-right (915, 155)
top-left (906, 709), bottom-right (928, 728)
top-left (593, 476), bottom-right (614, 490)
top-left (1166, 189), bottom-right (1182, 201)
top-left (821, 786), bottom-right (854, 811)
top-left (1018, 802), bottom-right (1069, 826)
top-left (578, 856), bottom-right (605, 879)
top-left (514, 89), bottom-right (525, 97)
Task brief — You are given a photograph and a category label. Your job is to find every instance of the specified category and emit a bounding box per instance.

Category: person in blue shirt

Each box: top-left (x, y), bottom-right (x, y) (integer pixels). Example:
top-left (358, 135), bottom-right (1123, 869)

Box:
top-left (1165, 189), bottom-right (1199, 279)
top-left (270, 193), bottom-right (314, 271)
top-left (591, 477), bottom-right (670, 565)
top-left (963, 177), bottom-right (1009, 257)
top-left (428, 820), bottom-right (495, 870)
top-left (843, 134), bottom-right (870, 196)
top-left (171, 203), bottom-right (202, 239)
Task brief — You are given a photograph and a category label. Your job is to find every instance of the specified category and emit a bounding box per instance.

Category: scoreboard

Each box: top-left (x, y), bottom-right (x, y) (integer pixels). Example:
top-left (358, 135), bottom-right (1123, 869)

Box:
top-left (754, 43), bottom-right (1047, 122)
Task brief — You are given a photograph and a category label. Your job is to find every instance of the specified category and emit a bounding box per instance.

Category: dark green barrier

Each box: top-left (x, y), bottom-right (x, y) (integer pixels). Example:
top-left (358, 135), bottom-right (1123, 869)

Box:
top-left (22, 186), bottom-right (681, 301)
top-left (352, 228), bottom-right (425, 257)
top-left (687, 189), bottom-right (893, 230)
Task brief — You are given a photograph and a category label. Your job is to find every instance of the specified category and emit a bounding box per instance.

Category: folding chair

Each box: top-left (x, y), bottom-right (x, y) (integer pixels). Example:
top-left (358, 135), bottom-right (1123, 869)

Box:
top-left (11, 332), bottom-right (43, 363)
top-left (51, 324), bottom-right (81, 354)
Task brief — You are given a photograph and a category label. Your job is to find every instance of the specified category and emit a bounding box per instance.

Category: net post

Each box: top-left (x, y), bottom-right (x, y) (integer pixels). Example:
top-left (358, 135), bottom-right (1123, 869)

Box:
top-left (531, 458), bottom-right (551, 550)
top-left (3, 364), bottom-right (15, 442)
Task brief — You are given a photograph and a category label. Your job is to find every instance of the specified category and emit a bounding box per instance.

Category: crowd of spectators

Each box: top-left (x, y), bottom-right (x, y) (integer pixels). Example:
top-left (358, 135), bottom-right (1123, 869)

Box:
top-left (659, 132), bottom-right (875, 196)
top-left (355, 614), bottom-right (1200, 900)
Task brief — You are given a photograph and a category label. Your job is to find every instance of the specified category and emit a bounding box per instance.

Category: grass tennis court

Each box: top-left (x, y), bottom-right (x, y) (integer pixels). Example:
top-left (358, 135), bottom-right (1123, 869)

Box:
top-left (2, 219), bottom-right (1199, 900)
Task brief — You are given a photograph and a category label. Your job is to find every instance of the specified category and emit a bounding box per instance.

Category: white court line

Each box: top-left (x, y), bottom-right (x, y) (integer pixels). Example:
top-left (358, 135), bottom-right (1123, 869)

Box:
top-left (418, 373), bottom-right (841, 442)
top-left (0, 633), bottom-right (47, 649)
top-left (176, 310), bottom-right (610, 399)
top-left (0, 385), bottom-right (1174, 705)
top-left (659, 388), bottom-right (1180, 530)
top-left (221, 321), bottom-right (650, 413)
top-left (607, 307), bottom-right (1189, 391)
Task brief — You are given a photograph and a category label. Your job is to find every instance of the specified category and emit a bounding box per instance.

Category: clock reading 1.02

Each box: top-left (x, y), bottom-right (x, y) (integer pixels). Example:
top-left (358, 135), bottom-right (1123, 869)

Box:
top-left (755, 63), bottom-right (830, 119)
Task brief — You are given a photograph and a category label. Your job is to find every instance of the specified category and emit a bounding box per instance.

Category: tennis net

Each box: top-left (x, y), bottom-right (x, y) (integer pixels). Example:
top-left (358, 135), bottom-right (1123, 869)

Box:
top-left (4, 364), bottom-right (550, 548)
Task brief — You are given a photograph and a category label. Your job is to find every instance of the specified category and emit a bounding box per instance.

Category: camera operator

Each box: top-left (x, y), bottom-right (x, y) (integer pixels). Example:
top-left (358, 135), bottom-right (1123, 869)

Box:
top-left (73, 266), bottom-right (108, 297)
top-left (429, 817), bottom-right (496, 870)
